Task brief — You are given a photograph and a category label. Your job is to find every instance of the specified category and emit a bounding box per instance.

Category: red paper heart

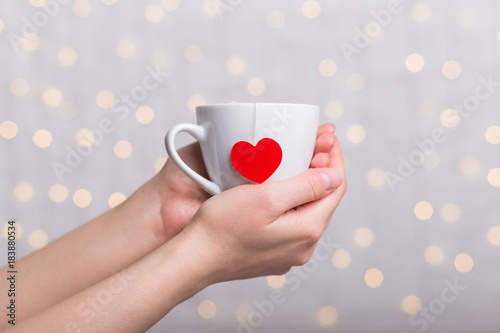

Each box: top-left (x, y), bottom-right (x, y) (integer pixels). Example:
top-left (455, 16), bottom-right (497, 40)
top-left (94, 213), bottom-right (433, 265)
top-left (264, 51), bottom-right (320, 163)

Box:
top-left (230, 138), bottom-right (282, 184)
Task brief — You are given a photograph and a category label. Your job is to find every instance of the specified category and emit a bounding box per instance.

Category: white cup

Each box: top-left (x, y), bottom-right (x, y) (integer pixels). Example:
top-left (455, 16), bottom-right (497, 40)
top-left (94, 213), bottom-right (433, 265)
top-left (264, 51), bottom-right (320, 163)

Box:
top-left (165, 103), bottom-right (319, 195)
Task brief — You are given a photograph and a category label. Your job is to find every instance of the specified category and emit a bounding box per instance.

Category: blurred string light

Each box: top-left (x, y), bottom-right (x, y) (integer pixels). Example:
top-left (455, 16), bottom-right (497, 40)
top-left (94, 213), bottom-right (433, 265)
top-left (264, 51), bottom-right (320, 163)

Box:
top-left (324, 100), bottom-right (344, 120)
top-left (203, 0), bottom-right (218, 17)
top-left (318, 58), bottom-right (337, 78)
top-left (49, 184), bottom-right (68, 203)
top-left (33, 129), bottom-right (53, 148)
top-left (13, 182), bottom-right (34, 202)
top-left (162, 0), bottom-right (181, 12)
top-left (411, 2), bottom-right (431, 23)
top-left (0, 19), bottom-right (4, 33)
top-left (402, 295), bottom-right (422, 314)
top-left (442, 60), bottom-right (462, 80)
top-left (136, 105), bottom-right (155, 124)
top-left (485, 126), bottom-right (500, 144)
top-left (144, 4), bottom-right (164, 23)
top-left (454, 253), bottom-right (473, 273)
top-left (75, 128), bottom-right (95, 147)
top-left (354, 228), bottom-right (374, 247)
top-left (346, 73), bottom-right (366, 91)
top-left (317, 306), bottom-right (338, 326)
top-left (266, 275), bottom-right (286, 289)
top-left (267, 10), bottom-right (285, 29)
top-left (198, 300), bottom-right (217, 319)
top-left (58, 47), bottom-right (78, 67)
top-left (440, 203), bottom-right (461, 223)
top-left (488, 168), bottom-right (500, 187)
top-left (10, 79), bottom-right (30, 97)
top-left (43, 88), bottom-right (63, 107)
top-left (184, 45), bottom-right (203, 64)
top-left (73, 188), bottom-right (92, 208)
top-left (302, 0), bottom-right (321, 19)
top-left (226, 55), bottom-right (246, 75)
top-left (459, 156), bottom-right (480, 177)
top-left (235, 303), bottom-right (254, 322)
top-left (440, 108), bottom-right (460, 128)
top-left (187, 94), bottom-right (207, 112)
top-left (364, 268), bottom-right (383, 288)
top-left (73, 0), bottom-right (92, 18)
top-left (346, 125), bottom-right (366, 144)
top-left (29, 230), bottom-right (48, 249)
top-left (331, 249), bottom-right (351, 269)
top-left (247, 78), bottom-right (266, 96)
top-left (405, 53), bottom-right (425, 73)
top-left (30, 0), bottom-right (46, 7)
top-left (0, 121), bottom-right (19, 140)
top-left (22, 33), bottom-right (40, 52)
top-left (108, 192), bottom-right (126, 209)
top-left (114, 140), bottom-right (133, 159)
top-left (414, 201), bottom-right (433, 220)
top-left (96, 90), bottom-right (115, 109)
top-left (116, 40), bottom-right (135, 59)
top-left (425, 245), bottom-right (444, 265)
top-left (366, 168), bottom-right (386, 189)
top-left (488, 226), bottom-right (500, 245)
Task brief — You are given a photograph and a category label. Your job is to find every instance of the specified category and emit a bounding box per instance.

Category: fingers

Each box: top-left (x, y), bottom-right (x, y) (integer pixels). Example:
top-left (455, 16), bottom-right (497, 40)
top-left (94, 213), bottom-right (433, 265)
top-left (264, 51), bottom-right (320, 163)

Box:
top-left (313, 132), bottom-right (335, 157)
top-left (310, 152), bottom-right (330, 169)
top-left (316, 123), bottom-right (335, 138)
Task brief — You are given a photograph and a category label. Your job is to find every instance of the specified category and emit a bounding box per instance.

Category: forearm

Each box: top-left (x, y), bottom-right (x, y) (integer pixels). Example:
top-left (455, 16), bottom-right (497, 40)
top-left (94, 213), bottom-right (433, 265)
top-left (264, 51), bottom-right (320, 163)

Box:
top-left (0, 179), bottom-right (164, 324)
top-left (7, 228), bottom-right (212, 333)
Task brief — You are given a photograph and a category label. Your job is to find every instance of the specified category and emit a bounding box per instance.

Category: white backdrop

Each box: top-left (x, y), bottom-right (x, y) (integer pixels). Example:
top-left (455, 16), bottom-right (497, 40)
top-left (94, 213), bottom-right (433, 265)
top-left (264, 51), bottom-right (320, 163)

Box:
top-left (1, 0), bottom-right (500, 332)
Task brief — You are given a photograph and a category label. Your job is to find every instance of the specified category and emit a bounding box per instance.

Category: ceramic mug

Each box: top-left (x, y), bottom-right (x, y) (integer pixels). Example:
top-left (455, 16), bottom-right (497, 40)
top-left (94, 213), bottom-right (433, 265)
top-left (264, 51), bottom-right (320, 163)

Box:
top-left (165, 103), bottom-right (319, 195)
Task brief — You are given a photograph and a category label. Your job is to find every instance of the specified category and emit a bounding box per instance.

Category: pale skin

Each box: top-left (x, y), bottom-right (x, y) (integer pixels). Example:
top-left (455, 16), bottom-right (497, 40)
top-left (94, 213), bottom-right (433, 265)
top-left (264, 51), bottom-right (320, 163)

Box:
top-left (0, 123), bottom-right (346, 332)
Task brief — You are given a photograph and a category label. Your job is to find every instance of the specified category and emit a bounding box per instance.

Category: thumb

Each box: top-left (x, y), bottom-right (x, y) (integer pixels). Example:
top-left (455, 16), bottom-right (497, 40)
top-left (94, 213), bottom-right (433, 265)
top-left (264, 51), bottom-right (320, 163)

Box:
top-left (259, 168), bottom-right (343, 214)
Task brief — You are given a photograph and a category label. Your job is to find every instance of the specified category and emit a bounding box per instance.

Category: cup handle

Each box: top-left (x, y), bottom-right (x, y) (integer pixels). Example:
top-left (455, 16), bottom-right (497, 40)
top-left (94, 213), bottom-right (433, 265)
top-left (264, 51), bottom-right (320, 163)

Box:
top-left (165, 123), bottom-right (222, 196)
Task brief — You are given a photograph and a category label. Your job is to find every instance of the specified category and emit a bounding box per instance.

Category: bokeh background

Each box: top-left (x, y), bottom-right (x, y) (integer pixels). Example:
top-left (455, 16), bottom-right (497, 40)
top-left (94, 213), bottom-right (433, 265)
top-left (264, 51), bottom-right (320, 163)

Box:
top-left (1, 0), bottom-right (500, 332)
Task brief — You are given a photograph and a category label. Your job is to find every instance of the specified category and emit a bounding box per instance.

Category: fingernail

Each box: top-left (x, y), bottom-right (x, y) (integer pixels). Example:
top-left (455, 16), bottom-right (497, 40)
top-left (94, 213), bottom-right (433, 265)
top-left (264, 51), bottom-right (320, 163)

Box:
top-left (321, 169), bottom-right (343, 191)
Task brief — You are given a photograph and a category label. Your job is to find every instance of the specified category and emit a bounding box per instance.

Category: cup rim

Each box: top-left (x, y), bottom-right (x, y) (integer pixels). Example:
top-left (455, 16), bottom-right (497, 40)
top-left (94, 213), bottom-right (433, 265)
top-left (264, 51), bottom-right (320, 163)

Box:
top-left (196, 103), bottom-right (319, 110)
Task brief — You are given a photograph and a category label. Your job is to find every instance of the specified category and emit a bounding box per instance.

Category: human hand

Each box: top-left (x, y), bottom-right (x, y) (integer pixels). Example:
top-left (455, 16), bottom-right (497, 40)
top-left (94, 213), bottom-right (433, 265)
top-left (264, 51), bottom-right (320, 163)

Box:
top-left (180, 134), bottom-right (346, 283)
top-left (151, 124), bottom-right (339, 244)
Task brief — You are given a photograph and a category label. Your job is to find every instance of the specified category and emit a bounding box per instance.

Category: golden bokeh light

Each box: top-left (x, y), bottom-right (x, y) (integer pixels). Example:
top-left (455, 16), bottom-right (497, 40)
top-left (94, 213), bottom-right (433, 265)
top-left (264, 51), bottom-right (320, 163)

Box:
top-left (414, 201), bottom-right (433, 221)
top-left (324, 100), bottom-right (344, 120)
top-left (354, 228), bottom-right (374, 247)
top-left (456, 8), bottom-right (476, 28)
top-left (33, 129), bottom-right (53, 148)
top-left (347, 73), bottom-right (366, 91)
top-left (21, 33), bottom-right (40, 52)
top-left (267, 10), bottom-right (285, 29)
top-left (30, 0), bottom-right (46, 7)
top-left (10, 78), bottom-right (30, 97)
top-left (75, 128), bottom-right (95, 148)
top-left (108, 192), bottom-right (127, 209)
top-left (317, 306), bottom-right (338, 326)
top-left (0, 19), bottom-right (4, 34)
top-left (487, 168), bottom-right (500, 187)
top-left (440, 108), bottom-right (460, 128)
top-left (49, 184), bottom-right (68, 203)
top-left (73, 0), bottom-right (92, 17)
top-left (267, 275), bottom-right (286, 289)
top-left (187, 94), bottom-right (207, 112)
top-left (198, 300), bottom-right (216, 319)
top-left (236, 303), bottom-right (254, 321)
top-left (203, 0), bottom-right (218, 17)
top-left (114, 140), bottom-right (133, 159)
top-left (184, 45), bottom-right (203, 64)
top-left (247, 78), bottom-right (266, 96)
top-left (154, 157), bottom-right (167, 173)
top-left (73, 188), bottom-right (92, 208)
top-left (302, 0), bottom-right (321, 19)
top-left (346, 125), bottom-right (366, 144)
top-left (417, 100), bottom-right (438, 119)
top-left (442, 60), bottom-right (462, 79)
top-left (405, 53), bottom-right (425, 73)
top-left (440, 203), bottom-right (461, 223)
top-left (136, 105), bottom-right (155, 124)
top-left (318, 58), bottom-right (337, 78)
top-left (459, 156), bottom-right (479, 178)
top-left (145, 4), bottom-right (164, 23)
top-left (13, 183), bottom-right (34, 202)
top-left (29, 230), bottom-right (48, 249)
top-left (0, 121), bottom-right (19, 140)
top-left (226, 55), bottom-right (246, 75)
top-left (425, 245), bottom-right (444, 265)
top-left (116, 40), bottom-right (135, 59)
top-left (96, 90), bottom-right (115, 109)
top-left (487, 226), bottom-right (500, 246)
top-left (366, 168), bottom-right (386, 188)
top-left (58, 47), bottom-right (78, 67)
top-left (485, 126), bottom-right (500, 144)
top-left (454, 253), bottom-right (473, 273)
top-left (162, 0), bottom-right (180, 11)
top-left (364, 268), bottom-right (383, 288)
top-left (420, 151), bottom-right (440, 170)
top-left (331, 249), bottom-right (351, 269)
top-left (43, 87), bottom-right (63, 107)
top-left (402, 295), bottom-right (422, 314)
top-left (411, 2), bottom-right (431, 23)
